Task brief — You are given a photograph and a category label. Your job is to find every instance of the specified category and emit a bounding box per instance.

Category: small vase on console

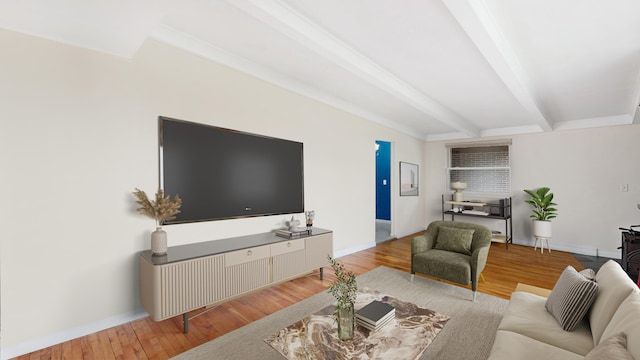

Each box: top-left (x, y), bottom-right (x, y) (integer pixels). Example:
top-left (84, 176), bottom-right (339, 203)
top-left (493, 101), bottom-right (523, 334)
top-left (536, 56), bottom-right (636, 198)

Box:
top-left (151, 227), bottom-right (168, 256)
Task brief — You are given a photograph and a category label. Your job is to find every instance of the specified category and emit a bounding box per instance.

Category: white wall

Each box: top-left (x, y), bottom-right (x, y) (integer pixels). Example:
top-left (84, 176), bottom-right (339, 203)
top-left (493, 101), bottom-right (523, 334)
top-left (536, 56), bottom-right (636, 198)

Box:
top-left (0, 29), bottom-right (425, 356)
top-left (425, 125), bottom-right (640, 258)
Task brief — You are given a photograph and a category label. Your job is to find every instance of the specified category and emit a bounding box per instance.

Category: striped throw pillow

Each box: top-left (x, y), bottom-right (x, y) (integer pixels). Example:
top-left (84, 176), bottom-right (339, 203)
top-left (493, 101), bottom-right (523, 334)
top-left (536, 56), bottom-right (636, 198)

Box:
top-left (545, 265), bottom-right (599, 331)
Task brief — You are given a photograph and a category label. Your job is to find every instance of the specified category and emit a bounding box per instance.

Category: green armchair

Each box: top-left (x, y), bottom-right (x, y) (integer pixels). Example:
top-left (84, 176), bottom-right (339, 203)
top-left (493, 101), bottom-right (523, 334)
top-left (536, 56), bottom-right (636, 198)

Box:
top-left (411, 221), bottom-right (492, 301)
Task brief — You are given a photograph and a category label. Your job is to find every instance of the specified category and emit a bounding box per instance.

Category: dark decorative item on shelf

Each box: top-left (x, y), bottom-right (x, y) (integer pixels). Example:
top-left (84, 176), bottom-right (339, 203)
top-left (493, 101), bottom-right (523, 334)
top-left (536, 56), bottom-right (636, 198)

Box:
top-left (327, 255), bottom-right (358, 341)
top-left (524, 187), bottom-right (558, 239)
top-left (133, 188), bottom-right (182, 256)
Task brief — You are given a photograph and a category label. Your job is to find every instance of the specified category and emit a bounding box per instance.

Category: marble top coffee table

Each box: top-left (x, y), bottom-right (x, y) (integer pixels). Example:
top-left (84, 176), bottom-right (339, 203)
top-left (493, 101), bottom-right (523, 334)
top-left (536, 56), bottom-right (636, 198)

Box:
top-left (264, 288), bottom-right (450, 360)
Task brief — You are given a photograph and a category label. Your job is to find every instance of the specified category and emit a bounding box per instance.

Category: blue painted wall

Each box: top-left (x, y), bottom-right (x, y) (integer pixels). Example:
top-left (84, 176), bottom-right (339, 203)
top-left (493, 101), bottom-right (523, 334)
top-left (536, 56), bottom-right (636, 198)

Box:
top-left (376, 140), bottom-right (391, 220)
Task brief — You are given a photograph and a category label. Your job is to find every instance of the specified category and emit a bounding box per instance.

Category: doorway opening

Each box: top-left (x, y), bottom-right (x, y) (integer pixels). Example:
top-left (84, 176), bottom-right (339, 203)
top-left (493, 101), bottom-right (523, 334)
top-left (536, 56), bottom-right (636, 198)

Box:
top-left (375, 140), bottom-right (392, 243)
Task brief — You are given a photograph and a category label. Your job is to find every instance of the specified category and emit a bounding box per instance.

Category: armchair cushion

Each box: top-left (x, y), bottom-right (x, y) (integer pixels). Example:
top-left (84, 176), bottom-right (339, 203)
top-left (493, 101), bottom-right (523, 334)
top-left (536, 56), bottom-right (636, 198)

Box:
top-left (413, 250), bottom-right (471, 285)
top-left (434, 226), bottom-right (474, 255)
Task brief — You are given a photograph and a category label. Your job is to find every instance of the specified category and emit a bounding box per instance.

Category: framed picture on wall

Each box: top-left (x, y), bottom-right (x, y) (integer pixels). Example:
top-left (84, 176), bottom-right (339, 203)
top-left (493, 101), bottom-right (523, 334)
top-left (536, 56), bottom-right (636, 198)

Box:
top-left (400, 162), bottom-right (419, 196)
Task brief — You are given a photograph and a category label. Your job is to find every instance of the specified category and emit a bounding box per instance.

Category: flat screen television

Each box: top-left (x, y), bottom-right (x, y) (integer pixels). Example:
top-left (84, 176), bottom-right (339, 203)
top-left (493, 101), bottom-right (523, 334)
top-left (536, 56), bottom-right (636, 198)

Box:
top-left (159, 116), bottom-right (304, 224)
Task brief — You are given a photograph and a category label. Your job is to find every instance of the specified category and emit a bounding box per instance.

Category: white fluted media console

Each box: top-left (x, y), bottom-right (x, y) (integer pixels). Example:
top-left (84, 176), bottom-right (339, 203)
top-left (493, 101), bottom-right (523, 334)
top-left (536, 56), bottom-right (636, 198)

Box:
top-left (139, 228), bottom-right (333, 333)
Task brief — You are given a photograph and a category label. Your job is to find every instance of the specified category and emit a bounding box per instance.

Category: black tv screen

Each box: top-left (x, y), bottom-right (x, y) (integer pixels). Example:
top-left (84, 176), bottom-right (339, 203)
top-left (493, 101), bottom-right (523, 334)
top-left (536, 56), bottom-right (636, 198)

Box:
top-left (159, 117), bottom-right (304, 224)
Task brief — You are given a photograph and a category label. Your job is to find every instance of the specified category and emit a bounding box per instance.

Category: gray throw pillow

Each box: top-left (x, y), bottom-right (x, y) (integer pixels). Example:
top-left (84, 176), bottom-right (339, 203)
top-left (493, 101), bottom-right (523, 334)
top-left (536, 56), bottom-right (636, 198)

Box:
top-left (584, 332), bottom-right (633, 360)
top-left (579, 268), bottom-right (596, 281)
top-left (434, 227), bottom-right (474, 255)
top-left (545, 265), bottom-right (599, 331)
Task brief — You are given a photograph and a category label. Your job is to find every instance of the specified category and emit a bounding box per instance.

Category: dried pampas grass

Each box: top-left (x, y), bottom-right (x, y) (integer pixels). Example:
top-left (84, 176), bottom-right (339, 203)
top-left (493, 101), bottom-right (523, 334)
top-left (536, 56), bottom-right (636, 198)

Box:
top-left (133, 188), bottom-right (182, 227)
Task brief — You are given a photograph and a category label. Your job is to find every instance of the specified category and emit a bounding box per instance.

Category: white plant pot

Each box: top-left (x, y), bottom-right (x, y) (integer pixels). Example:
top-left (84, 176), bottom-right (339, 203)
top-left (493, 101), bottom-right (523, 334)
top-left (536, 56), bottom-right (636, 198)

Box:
top-left (532, 220), bottom-right (552, 238)
top-left (151, 227), bottom-right (168, 256)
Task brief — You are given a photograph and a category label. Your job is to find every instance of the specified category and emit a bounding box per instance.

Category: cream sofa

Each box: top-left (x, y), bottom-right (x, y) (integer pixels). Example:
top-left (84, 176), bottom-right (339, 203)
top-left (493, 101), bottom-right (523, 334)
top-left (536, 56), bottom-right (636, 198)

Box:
top-left (488, 260), bottom-right (640, 360)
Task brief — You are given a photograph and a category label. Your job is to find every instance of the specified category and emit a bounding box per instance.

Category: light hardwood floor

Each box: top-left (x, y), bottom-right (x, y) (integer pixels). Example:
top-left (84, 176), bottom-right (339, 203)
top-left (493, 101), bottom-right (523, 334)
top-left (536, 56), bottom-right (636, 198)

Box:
top-left (15, 231), bottom-right (583, 360)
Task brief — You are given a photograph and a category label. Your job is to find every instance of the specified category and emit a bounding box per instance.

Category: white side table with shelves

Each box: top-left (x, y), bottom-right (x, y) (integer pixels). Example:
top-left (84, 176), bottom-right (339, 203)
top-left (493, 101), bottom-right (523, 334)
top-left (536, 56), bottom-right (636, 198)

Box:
top-left (441, 195), bottom-right (513, 249)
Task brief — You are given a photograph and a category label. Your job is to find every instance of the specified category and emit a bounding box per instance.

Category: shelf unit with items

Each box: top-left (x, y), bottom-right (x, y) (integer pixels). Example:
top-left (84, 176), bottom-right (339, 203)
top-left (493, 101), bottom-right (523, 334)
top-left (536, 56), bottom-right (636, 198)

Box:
top-left (441, 194), bottom-right (513, 249)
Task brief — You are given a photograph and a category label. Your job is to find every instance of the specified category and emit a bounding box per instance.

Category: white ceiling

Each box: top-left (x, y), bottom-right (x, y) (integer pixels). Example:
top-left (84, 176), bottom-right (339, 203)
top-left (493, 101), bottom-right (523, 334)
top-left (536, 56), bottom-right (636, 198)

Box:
top-left (1, 0), bottom-right (639, 140)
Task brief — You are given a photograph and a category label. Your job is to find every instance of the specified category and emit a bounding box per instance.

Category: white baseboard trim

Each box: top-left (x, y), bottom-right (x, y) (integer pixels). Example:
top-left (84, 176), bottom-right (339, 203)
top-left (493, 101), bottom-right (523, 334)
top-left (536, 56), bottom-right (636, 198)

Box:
top-left (512, 238), bottom-right (620, 259)
top-left (1, 308), bottom-right (149, 360)
top-left (395, 227), bottom-right (427, 239)
top-left (333, 242), bottom-right (376, 259)
top-left (333, 225), bottom-right (426, 259)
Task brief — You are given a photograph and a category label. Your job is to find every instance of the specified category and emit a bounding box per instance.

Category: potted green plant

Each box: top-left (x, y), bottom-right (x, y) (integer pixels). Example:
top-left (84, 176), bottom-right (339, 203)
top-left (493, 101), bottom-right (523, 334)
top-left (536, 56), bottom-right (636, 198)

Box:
top-left (524, 187), bottom-right (558, 238)
top-left (327, 255), bottom-right (358, 341)
top-left (133, 188), bottom-right (182, 256)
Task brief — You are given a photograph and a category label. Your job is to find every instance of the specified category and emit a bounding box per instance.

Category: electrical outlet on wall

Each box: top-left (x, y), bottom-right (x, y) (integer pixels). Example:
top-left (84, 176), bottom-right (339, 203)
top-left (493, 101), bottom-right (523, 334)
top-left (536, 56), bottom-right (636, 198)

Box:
top-left (621, 184), bottom-right (629, 192)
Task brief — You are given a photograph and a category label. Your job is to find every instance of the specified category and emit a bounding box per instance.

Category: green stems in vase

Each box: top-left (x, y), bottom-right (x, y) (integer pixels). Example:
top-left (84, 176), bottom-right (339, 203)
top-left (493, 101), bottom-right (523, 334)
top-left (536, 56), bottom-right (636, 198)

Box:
top-left (327, 255), bottom-right (357, 340)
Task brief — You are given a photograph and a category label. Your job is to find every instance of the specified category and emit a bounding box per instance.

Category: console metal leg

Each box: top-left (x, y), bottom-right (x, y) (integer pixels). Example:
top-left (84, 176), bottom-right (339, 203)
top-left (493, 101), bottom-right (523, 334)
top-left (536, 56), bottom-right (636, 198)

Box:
top-left (319, 267), bottom-right (324, 280)
top-left (183, 313), bottom-right (189, 334)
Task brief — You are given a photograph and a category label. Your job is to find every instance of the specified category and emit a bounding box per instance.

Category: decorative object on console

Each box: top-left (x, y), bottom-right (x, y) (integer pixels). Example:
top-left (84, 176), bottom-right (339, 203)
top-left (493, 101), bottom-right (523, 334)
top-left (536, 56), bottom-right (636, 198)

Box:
top-left (285, 216), bottom-right (300, 231)
top-left (275, 228), bottom-right (309, 239)
top-left (150, 228), bottom-right (167, 256)
top-left (132, 188), bottom-right (182, 256)
top-left (327, 255), bottom-right (358, 341)
top-left (305, 210), bottom-right (315, 228)
top-left (450, 181), bottom-right (467, 202)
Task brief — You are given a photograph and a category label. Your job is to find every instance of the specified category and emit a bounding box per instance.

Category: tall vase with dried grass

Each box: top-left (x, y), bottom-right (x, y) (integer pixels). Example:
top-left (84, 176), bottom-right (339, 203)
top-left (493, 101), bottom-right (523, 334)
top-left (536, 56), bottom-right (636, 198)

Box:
top-left (327, 255), bottom-right (358, 341)
top-left (133, 188), bottom-right (182, 256)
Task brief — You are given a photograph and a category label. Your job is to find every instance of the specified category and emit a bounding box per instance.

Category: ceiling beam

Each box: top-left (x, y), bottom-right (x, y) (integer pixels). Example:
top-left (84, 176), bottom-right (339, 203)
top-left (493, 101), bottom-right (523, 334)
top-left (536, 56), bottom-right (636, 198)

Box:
top-left (442, 0), bottom-right (553, 132)
top-left (225, 0), bottom-right (481, 138)
top-left (151, 25), bottom-right (423, 139)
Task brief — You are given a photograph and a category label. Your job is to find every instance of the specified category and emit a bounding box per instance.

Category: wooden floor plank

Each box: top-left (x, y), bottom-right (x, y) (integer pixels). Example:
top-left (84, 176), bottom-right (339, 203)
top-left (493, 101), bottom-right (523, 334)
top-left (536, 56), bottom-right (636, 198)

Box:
top-left (107, 324), bottom-right (148, 360)
top-left (12, 231), bottom-right (586, 359)
top-left (60, 338), bottom-right (83, 360)
top-left (130, 318), bottom-right (171, 360)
